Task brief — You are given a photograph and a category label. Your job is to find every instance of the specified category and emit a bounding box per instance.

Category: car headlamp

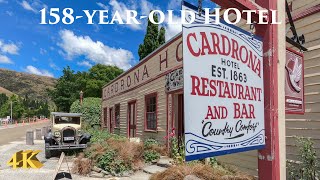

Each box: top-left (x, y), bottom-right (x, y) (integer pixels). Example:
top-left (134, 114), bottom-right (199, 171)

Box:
top-left (77, 129), bottom-right (83, 136)
top-left (54, 131), bottom-right (61, 137)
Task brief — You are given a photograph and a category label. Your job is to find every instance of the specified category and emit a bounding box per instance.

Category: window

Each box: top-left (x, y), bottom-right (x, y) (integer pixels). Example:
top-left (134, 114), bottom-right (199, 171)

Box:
top-left (115, 104), bottom-right (120, 128)
top-left (145, 93), bottom-right (157, 130)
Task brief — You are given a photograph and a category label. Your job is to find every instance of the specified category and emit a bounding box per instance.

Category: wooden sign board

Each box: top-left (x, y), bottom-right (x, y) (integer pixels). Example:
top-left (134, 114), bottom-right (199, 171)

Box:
top-left (285, 48), bottom-right (305, 114)
top-left (183, 1), bottom-right (265, 161)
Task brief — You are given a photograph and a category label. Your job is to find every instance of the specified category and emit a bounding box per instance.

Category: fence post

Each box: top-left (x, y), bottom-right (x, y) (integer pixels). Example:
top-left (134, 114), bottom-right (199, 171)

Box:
top-left (35, 128), bottom-right (42, 140)
top-left (26, 130), bottom-right (34, 145)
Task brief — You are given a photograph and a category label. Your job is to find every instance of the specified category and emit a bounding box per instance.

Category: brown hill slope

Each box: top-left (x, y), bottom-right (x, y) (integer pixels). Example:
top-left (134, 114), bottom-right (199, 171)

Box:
top-left (0, 86), bottom-right (15, 96)
top-left (0, 68), bottom-right (57, 101)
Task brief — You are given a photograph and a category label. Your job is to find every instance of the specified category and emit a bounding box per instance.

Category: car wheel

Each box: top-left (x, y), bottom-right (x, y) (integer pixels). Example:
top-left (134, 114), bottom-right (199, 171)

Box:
top-left (87, 142), bottom-right (91, 147)
top-left (45, 143), bottom-right (51, 159)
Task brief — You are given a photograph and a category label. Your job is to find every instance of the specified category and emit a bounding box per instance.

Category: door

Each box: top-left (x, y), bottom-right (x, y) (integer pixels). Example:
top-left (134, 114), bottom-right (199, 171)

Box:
top-left (103, 107), bottom-right (108, 127)
top-left (128, 101), bottom-right (137, 137)
top-left (177, 94), bottom-right (184, 145)
top-left (109, 107), bottom-right (114, 133)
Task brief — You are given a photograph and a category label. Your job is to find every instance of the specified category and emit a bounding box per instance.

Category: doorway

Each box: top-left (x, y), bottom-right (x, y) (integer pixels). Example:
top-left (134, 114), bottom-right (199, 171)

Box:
top-left (177, 94), bottom-right (184, 139)
top-left (109, 107), bottom-right (114, 133)
top-left (128, 101), bottom-right (137, 138)
top-left (103, 107), bottom-right (108, 127)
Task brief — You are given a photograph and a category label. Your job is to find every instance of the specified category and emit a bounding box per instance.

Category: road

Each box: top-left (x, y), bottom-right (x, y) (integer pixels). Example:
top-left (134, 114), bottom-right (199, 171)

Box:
top-left (0, 122), bottom-right (49, 145)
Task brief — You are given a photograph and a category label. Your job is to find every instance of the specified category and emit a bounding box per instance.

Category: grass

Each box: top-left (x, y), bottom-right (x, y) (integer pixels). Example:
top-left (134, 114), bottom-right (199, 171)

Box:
top-left (73, 131), bottom-right (145, 175)
top-left (71, 153), bottom-right (92, 175)
top-left (150, 162), bottom-right (255, 180)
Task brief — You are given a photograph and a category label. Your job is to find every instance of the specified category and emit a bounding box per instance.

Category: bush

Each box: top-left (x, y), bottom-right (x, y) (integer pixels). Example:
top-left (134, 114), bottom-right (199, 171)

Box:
top-left (70, 97), bottom-right (101, 128)
top-left (72, 153), bottom-right (92, 175)
top-left (170, 136), bottom-right (185, 164)
top-left (150, 162), bottom-right (254, 180)
top-left (144, 150), bottom-right (160, 163)
top-left (144, 138), bottom-right (167, 156)
top-left (97, 150), bottom-right (131, 175)
top-left (144, 139), bottom-right (159, 149)
top-left (287, 137), bottom-right (319, 179)
top-left (82, 135), bottom-right (144, 176)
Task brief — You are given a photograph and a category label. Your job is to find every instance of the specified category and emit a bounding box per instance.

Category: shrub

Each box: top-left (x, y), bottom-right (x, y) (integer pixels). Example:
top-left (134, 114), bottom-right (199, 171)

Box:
top-left (150, 162), bottom-right (254, 180)
top-left (144, 138), bottom-right (159, 149)
top-left (72, 153), bottom-right (92, 175)
top-left (70, 97), bottom-right (101, 128)
top-left (144, 150), bottom-right (160, 163)
top-left (287, 137), bottom-right (319, 179)
top-left (170, 136), bottom-right (185, 164)
top-left (144, 138), bottom-right (167, 156)
top-left (82, 135), bottom-right (144, 175)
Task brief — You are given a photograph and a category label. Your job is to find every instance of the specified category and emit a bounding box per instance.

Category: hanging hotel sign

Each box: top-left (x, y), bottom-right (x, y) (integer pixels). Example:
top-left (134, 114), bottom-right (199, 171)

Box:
top-left (285, 48), bottom-right (305, 114)
top-left (165, 68), bottom-right (183, 92)
top-left (182, 2), bottom-right (265, 161)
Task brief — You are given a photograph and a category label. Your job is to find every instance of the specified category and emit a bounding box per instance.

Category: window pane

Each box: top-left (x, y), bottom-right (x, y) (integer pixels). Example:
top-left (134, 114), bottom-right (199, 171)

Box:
top-left (146, 95), bottom-right (157, 130)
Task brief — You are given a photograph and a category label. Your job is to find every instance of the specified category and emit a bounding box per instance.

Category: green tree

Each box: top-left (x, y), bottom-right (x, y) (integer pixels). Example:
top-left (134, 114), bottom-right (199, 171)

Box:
top-left (84, 64), bottom-right (123, 97)
top-left (70, 97), bottom-right (101, 128)
top-left (48, 65), bottom-right (123, 112)
top-left (158, 27), bottom-right (166, 45)
top-left (0, 95), bottom-right (25, 119)
top-left (48, 66), bottom-right (80, 112)
top-left (0, 93), bottom-right (8, 109)
top-left (138, 12), bottom-right (166, 60)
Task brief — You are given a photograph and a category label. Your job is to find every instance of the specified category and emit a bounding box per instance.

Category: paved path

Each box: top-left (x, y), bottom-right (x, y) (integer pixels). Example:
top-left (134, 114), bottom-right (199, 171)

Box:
top-left (0, 121), bottom-right (49, 145)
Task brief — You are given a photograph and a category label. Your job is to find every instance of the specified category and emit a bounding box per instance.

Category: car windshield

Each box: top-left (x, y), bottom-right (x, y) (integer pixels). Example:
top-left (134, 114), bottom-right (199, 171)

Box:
top-left (54, 116), bottom-right (80, 124)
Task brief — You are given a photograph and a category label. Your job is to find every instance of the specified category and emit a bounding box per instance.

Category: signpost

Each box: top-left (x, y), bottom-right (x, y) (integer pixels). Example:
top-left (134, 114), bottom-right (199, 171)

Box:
top-left (285, 48), bottom-right (304, 114)
top-left (183, 2), bottom-right (265, 161)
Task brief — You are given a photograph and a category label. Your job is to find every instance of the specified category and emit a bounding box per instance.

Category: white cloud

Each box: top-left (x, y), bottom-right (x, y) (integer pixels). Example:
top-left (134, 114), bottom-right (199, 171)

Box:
top-left (108, 0), bottom-right (142, 30)
top-left (164, 13), bottom-right (182, 40)
top-left (58, 29), bottom-right (133, 70)
top-left (40, 48), bottom-right (47, 55)
top-left (168, 0), bottom-right (181, 10)
top-left (25, 65), bottom-right (54, 77)
top-left (5, 11), bottom-right (13, 16)
top-left (0, 55), bottom-right (13, 64)
top-left (77, 61), bottom-right (93, 68)
top-left (0, 40), bottom-right (20, 55)
top-left (96, 2), bottom-right (108, 10)
top-left (49, 62), bottom-right (60, 70)
top-left (20, 1), bottom-right (37, 13)
top-left (93, 23), bottom-right (101, 32)
top-left (19, 0), bottom-right (47, 13)
top-left (97, 0), bottom-right (160, 31)
top-left (140, 0), bottom-right (159, 15)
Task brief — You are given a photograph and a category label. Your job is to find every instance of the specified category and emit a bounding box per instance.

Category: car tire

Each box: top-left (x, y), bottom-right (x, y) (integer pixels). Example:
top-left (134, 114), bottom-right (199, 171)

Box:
top-left (45, 143), bottom-right (51, 159)
top-left (87, 142), bottom-right (91, 147)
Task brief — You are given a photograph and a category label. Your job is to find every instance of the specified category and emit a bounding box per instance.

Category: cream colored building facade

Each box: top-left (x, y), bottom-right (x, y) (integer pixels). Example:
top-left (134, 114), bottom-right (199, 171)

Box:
top-left (102, 35), bottom-right (184, 144)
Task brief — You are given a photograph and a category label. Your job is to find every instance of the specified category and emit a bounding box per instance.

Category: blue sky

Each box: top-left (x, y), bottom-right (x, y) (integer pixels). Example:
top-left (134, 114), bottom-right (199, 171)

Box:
top-left (0, 0), bottom-right (215, 78)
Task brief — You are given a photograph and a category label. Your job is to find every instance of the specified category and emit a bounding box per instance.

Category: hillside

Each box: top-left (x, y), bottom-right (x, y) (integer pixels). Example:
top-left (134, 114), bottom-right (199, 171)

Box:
top-left (0, 68), bottom-right (57, 101)
top-left (0, 86), bottom-right (15, 96)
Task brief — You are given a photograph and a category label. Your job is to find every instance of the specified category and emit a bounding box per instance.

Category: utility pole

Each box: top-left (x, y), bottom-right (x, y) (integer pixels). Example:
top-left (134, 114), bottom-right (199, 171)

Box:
top-left (10, 100), bottom-right (12, 123)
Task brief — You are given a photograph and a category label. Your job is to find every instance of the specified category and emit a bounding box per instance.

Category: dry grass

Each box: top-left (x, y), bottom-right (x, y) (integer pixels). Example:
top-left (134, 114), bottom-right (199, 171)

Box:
top-left (150, 163), bottom-right (255, 180)
top-left (72, 153), bottom-right (92, 175)
top-left (77, 137), bottom-right (145, 172)
top-left (147, 144), bottom-right (168, 156)
top-left (106, 137), bottom-right (145, 170)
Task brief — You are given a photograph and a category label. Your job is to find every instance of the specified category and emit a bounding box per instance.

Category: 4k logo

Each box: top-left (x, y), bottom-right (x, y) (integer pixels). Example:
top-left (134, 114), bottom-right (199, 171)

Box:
top-left (7, 150), bottom-right (43, 169)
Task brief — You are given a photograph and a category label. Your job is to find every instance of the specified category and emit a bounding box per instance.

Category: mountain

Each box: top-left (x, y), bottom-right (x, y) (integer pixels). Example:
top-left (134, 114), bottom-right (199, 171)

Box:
top-left (0, 86), bottom-right (15, 96)
top-left (0, 68), bottom-right (57, 101)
